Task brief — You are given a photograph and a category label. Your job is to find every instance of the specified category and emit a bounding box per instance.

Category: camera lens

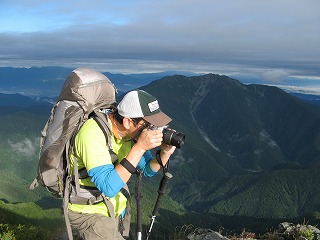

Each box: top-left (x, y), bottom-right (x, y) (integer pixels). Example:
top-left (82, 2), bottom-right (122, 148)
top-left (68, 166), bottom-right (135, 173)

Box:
top-left (162, 128), bottom-right (185, 148)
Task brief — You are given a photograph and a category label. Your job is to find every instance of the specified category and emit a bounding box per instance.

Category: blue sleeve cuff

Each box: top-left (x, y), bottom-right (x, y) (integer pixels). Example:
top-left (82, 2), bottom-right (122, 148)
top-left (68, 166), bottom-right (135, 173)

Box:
top-left (88, 164), bottom-right (125, 198)
top-left (137, 150), bottom-right (157, 177)
top-left (145, 160), bottom-right (157, 177)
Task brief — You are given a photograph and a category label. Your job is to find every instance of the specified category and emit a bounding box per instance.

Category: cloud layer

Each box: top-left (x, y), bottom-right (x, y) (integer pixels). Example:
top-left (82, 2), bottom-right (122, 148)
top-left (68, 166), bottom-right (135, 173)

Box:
top-left (0, 0), bottom-right (319, 81)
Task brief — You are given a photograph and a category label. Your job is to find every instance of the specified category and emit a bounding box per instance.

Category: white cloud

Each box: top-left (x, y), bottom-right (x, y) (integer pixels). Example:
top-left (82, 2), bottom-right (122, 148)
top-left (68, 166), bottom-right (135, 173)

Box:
top-left (270, 84), bottom-right (320, 96)
top-left (170, 150), bottom-right (194, 168)
top-left (8, 138), bottom-right (39, 158)
top-left (261, 69), bottom-right (290, 83)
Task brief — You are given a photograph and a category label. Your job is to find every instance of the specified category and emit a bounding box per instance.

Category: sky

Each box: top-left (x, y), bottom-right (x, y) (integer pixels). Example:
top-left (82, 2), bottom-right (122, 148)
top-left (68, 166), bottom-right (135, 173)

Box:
top-left (1, 0), bottom-right (320, 92)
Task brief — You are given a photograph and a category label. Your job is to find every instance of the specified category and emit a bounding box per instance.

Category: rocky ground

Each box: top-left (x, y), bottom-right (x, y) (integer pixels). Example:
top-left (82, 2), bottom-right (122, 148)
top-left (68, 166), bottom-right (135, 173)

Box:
top-left (185, 222), bottom-right (320, 240)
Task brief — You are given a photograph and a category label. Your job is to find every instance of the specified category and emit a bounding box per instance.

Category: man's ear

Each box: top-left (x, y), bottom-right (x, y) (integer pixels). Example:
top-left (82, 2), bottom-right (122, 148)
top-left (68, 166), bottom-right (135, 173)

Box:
top-left (122, 117), bottom-right (131, 130)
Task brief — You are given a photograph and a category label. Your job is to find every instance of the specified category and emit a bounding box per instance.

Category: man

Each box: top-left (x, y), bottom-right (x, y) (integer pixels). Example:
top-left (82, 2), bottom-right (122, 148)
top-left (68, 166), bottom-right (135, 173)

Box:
top-left (68, 89), bottom-right (176, 239)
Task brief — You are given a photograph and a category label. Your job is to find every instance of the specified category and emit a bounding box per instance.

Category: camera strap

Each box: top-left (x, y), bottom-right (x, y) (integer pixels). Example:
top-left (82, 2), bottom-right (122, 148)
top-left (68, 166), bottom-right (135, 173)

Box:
top-left (125, 123), bottom-right (149, 143)
top-left (156, 149), bottom-right (169, 174)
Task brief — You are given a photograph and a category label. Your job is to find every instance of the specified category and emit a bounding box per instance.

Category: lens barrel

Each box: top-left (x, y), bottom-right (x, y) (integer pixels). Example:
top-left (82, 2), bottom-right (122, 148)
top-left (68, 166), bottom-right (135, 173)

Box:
top-left (162, 128), bottom-right (185, 148)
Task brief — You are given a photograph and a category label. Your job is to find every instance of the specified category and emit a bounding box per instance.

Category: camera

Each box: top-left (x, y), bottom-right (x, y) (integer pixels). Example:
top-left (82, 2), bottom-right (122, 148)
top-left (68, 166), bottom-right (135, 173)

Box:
top-left (149, 125), bottom-right (185, 148)
top-left (163, 127), bottom-right (185, 148)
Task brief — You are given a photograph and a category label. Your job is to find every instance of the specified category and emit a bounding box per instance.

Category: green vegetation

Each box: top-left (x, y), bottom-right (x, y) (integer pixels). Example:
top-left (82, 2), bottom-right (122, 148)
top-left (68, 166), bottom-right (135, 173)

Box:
top-left (296, 228), bottom-right (315, 240)
top-left (0, 223), bottom-right (51, 240)
top-left (0, 201), bottom-right (64, 239)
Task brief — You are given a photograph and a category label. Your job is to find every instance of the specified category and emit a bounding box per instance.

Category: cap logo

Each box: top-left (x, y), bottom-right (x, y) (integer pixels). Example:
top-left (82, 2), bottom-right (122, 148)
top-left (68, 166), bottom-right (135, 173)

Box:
top-left (148, 100), bottom-right (159, 112)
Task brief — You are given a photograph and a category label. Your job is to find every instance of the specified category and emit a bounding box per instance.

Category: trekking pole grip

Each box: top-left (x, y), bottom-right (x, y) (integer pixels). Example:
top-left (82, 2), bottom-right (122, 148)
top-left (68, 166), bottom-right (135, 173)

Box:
top-left (152, 172), bottom-right (173, 216)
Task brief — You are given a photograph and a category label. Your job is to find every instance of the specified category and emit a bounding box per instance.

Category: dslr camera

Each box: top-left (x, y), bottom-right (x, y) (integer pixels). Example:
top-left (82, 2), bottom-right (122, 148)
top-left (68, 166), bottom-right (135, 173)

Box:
top-left (149, 125), bottom-right (185, 148)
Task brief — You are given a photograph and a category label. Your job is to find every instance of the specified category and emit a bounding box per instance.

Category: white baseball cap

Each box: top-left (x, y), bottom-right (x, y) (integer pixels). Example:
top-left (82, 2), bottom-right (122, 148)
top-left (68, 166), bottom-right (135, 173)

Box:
top-left (117, 90), bottom-right (172, 127)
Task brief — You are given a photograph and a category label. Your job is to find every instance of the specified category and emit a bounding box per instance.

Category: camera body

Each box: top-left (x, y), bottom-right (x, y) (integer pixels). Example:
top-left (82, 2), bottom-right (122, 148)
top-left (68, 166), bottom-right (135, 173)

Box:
top-left (149, 125), bottom-right (185, 148)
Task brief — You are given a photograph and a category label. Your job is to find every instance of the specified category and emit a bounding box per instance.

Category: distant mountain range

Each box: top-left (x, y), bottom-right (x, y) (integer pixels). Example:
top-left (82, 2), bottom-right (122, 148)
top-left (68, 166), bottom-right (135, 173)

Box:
top-left (291, 92), bottom-right (320, 106)
top-left (1, 66), bottom-right (319, 106)
top-left (0, 66), bottom-right (198, 96)
top-left (1, 71), bottom-right (320, 235)
top-left (0, 93), bottom-right (53, 116)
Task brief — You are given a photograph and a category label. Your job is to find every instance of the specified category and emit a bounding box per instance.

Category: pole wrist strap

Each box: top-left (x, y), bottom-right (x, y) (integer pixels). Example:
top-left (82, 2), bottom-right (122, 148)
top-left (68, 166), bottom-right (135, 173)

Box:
top-left (120, 158), bottom-right (138, 174)
top-left (156, 150), bottom-right (169, 173)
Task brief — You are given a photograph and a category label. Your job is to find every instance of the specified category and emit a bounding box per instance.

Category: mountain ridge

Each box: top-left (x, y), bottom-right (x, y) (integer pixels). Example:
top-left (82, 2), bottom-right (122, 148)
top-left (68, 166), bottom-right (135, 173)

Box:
top-left (165, 74), bottom-right (320, 169)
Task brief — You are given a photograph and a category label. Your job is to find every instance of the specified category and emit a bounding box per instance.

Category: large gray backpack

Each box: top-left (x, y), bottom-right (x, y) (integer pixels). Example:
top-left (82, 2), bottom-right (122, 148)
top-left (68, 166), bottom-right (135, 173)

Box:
top-left (30, 67), bottom-right (116, 197)
top-left (30, 68), bottom-right (118, 239)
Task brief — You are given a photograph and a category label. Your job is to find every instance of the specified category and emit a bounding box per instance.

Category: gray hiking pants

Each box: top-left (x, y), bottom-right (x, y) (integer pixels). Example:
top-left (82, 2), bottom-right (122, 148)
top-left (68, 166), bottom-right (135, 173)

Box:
top-left (68, 210), bottom-right (125, 240)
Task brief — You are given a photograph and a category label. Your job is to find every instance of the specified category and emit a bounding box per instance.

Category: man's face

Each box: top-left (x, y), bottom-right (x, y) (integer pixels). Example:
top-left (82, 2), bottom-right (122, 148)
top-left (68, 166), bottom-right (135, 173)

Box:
top-left (127, 118), bottom-right (148, 139)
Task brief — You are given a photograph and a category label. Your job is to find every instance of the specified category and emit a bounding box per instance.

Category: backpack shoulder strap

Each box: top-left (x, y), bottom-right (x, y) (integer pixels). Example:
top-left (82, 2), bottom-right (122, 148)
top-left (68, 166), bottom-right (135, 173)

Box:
top-left (90, 111), bottom-right (132, 236)
top-left (91, 110), bottom-right (113, 150)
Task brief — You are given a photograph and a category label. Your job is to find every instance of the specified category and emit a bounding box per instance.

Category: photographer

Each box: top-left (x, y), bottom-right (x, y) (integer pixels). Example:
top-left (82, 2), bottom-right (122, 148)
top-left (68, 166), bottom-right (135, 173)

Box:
top-left (68, 89), bottom-right (176, 239)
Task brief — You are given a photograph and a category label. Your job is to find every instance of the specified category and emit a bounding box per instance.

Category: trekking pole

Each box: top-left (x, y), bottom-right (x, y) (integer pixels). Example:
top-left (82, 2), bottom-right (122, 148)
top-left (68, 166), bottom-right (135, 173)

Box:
top-left (146, 172), bottom-right (173, 240)
top-left (135, 170), bottom-right (143, 240)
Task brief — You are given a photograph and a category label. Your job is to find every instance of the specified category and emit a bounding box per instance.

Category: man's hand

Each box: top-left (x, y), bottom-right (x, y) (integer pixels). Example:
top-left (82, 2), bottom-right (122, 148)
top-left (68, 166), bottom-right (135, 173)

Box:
top-left (135, 128), bottom-right (163, 151)
top-left (159, 143), bottom-right (176, 166)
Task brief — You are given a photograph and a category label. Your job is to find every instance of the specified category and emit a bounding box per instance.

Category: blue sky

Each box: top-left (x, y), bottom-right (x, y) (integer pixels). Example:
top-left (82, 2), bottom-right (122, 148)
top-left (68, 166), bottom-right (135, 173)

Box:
top-left (1, 0), bottom-right (320, 91)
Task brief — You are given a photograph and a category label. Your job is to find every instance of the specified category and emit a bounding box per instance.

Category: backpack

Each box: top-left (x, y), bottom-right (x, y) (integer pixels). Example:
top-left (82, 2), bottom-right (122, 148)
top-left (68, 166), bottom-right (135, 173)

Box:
top-left (29, 68), bottom-right (129, 239)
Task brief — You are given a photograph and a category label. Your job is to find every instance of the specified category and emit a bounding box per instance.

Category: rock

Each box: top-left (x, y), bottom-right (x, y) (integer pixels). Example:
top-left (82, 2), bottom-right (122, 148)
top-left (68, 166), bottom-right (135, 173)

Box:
top-left (278, 222), bottom-right (295, 233)
top-left (277, 222), bottom-right (320, 240)
top-left (187, 228), bottom-right (229, 240)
